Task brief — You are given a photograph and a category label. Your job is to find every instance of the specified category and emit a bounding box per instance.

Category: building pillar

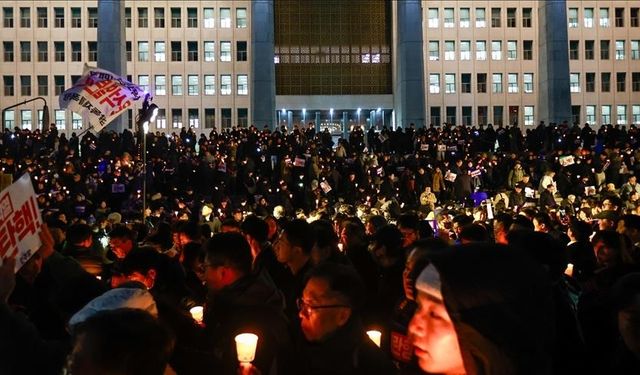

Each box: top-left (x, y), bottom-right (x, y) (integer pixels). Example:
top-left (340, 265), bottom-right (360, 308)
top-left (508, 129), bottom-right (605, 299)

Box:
top-left (251, 0), bottom-right (276, 130)
top-left (538, 0), bottom-right (572, 125)
top-left (97, 0), bottom-right (127, 133)
top-left (395, 0), bottom-right (425, 128)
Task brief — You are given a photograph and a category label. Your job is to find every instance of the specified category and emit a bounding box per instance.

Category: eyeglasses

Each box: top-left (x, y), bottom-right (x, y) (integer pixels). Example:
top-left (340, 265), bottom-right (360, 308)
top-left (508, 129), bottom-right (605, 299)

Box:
top-left (296, 298), bottom-right (349, 317)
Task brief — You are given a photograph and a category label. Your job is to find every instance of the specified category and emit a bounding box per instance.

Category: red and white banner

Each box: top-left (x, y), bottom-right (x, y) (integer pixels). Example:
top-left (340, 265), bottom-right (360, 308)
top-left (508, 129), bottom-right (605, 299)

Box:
top-left (59, 66), bottom-right (144, 132)
top-left (0, 173), bottom-right (43, 272)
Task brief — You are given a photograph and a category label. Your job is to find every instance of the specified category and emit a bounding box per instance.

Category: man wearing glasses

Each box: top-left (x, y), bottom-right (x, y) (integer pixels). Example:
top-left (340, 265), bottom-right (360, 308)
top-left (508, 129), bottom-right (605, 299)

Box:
top-left (296, 263), bottom-right (397, 374)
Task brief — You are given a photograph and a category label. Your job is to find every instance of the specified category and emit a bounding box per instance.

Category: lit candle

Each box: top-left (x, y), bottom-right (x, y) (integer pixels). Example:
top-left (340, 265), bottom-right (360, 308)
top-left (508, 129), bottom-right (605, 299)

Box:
top-left (367, 330), bottom-right (382, 347)
top-left (564, 263), bottom-right (574, 278)
top-left (190, 306), bottom-right (204, 325)
top-left (235, 333), bottom-right (259, 363)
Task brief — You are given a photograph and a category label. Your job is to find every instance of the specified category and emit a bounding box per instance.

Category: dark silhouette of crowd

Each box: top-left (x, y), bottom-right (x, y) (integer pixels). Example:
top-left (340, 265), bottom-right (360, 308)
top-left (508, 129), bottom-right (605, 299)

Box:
top-left (1, 119), bottom-right (640, 374)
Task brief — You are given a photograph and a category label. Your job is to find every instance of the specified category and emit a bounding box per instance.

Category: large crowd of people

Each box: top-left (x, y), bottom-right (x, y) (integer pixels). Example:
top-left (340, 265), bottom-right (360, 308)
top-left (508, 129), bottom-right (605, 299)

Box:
top-left (1, 120), bottom-right (640, 374)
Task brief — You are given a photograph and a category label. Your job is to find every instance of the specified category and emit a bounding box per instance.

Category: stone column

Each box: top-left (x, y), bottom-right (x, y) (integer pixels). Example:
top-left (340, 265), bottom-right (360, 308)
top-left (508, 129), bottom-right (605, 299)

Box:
top-left (538, 0), bottom-right (572, 124)
top-left (395, 0), bottom-right (426, 128)
top-left (251, 0), bottom-right (276, 130)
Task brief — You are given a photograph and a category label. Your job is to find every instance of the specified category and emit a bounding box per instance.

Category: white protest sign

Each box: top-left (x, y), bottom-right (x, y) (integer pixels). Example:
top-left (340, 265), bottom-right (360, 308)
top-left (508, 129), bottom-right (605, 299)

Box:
top-left (0, 173), bottom-right (43, 272)
top-left (320, 181), bottom-right (332, 193)
top-left (444, 171), bottom-right (457, 182)
top-left (559, 155), bottom-right (575, 167)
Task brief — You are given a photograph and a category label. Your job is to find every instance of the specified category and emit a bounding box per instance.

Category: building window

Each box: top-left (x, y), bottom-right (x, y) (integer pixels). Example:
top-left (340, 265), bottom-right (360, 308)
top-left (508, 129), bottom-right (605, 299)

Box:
top-left (602, 105), bottom-right (611, 124)
top-left (236, 108), bottom-right (248, 127)
top-left (477, 73), bottom-right (487, 93)
top-left (154, 109), bottom-right (166, 129)
top-left (220, 75), bottom-right (232, 95)
top-left (20, 7), bottom-right (30, 28)
top-left (220, 8), bottom-right (231, 28)
top-left (430, 107), bottom-right (441, 126)
top-left (3, 110), bottom-right (14, 128)
top-left (445, 74), bottom-right (456, 94)
top-left (524, 106), bottom-right (534, 126)
top-left (491, 8), bottom-right (501, 28)
top-left (493, 106), bottom-right (504, 126)
top-left (205, 108), bottom-right (215, 128)
top-left (155, 41), bottom-right (166, 62)
top-left (428, 8), bottom-right (438, 28)
top-left (617, 105), bottom-right (627, 124)
top-left (632, 8), bottom-right (639, 27)
top-left (171, 7), bottom-right (181, 28)
top-left (633, 106), bottom-right (640, 124)
top-left (54, 75), bottom-right (64, 95)
top-left (601, 72), bottom-right (611, 92)
top-left (460, 8), bottom-right (470, 28)
top-left (187, 8), bottom-right (197, 28)
top-left (615, 8), bottom-right (624, 27)
top-left (138, 8), bottom-right (148, 28)
top-left (444, 41), bottom-right (455, 61)
top-left (584, 8), bottom-right (594, 28)
top-left (633, 72), bottom-right (640, 91)
top-left (204, 75), bottom-right (215, 95)
top-left (138, 41), bottom-right (149, 62)
top-left (476, 8), bottom-right (486, 28)
top-left (188, 41), bottom-right (198, 61)
top-left (3, 41), bottom-right (13, 62)
top-left (507, 8), bottom-right (516, 28)
top-left (172, 109), bottom-right (183, 128)
top-left (476, 40), bottom-right (486, 60)
top-left (126, 41), bottom-right (132, 62)
top-left (70, 7), bottom-right (81, 28)
top-left (615, 40), bottom-right (625, 60)
top-left (429, 74), bottom-right (440, 94)
top-left (188, 75), bottom-right (199, 96)
top-left (186, 108), bottom-right (199, 128)
top-left (632, 40), bottom-right (639, 59)
top-left (221, 108), bottom-right (232, 128)
top-left (71, 113), bottom-right (82, 130)
top-left (37, 41), bottom-right (48, 62)
top-left (523, 40), bottom-right (533, 60)
top-left (36, 7), bottom-right (47, 28)
top-left (523, 8), bottom-right (532, 27)
top-left (491, 40), bottom-right (502, 60)
top-left (37, 75), bottom-right (47, 96)
top-left (585, 40), bottom-right (595, 59)
top-left (220, 42), bottom-right (231, 62)
top-left (461, 74), bottom-right (471, 93)
top-left (154, 7), bottom-right (165, 28)
top-left (507, 40), bottom-right (517, 60)
top-left (171, 75), bottom-right (182, 96)
top-left (570, 73), bottom-right (580, 92)
top-left (170, 41), bottom-right (181, 61)
top-left (492, 73), bottom-right (502, 93)
top-left (20, 41), bottom-right (31, 62)
top-left (508, 73), bottom-right (518, 93)
top-left (236, 8), bottom-right (247, 28)
top-left (600, 8), bottom-right (609, 27)
top-left (236, 75), bottom-right (248, 95)
top-left (4, 7), bottom-right (14, 28)
top-left (586, 72), bottom-right (596, 92)
top-left (138, 75), bottom-right (149, 93)
top-left (460, 41), bottom-right (470, 60)
top-left (236, 41), bottom-right (247, 61)
top-left (428, 41), bottom-right (439, 61)
top-left (3, 76), bottom-right (14, 96)
top-left (617, 72), bottom-right (626, 92)
top-left (203, 8), bottom-right (214, 28)
top-left (444, 8), bottom-right (454, 28)
top-left (20, 110), bottom-right (31, 130)
top-left (601, 40), bottom-right (610, 60)
top-left (54, 8), bottom-right (64, 28)
top-left (88, 41), bottom-right (97, 61)
top-left (54, 41), bottom-right (64, 62)
top-left (53, 110), bottom-right (65, 130)
top-left (461, 107), bottom-right (472, 125)
top-left (446, 107), bottom-right (456, 125)
top-left (569, 40), bottom-right (579, 60)
top-left (586, 105), bottom-right (596, 124)
top-left (204, 42), bottom-right (215, 62)
top-left (88, 7), bottom-right (97, 28)
top-left (20, 75), bottom-right (30, 96)
top-left (155, 75), bottom-right (166, 96)
top-left (125, 7), bottom-right (131, 28)
top-left (523, 73), bottom-right (534, 93)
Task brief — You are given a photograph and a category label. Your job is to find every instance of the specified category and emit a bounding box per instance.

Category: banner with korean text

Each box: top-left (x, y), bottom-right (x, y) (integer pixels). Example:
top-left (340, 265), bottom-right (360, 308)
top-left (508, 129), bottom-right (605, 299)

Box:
top-left (0, 173), bottom-right (42, 272)
top-left (59, 66), bottom-right (144, 132)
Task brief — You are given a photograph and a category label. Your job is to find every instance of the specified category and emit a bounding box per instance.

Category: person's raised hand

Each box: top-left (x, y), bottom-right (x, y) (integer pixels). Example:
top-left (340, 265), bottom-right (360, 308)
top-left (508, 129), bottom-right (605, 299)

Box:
top-left (0, 256), bottom-right (16, 303)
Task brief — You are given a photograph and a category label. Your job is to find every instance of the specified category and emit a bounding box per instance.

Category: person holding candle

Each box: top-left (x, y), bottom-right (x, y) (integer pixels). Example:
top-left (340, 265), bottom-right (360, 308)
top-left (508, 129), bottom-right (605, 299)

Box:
top-left (296, 263), bottom-right (397, 375)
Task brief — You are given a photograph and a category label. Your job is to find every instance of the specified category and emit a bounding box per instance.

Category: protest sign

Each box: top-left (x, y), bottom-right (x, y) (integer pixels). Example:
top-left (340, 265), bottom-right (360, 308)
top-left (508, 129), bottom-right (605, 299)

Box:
top-left (59, 66), bottom-right (144, 132)
top-left (559, 155), bottom-right (575, 167)
top-left (320, 181), bottom-right (332, 193)
top-left (0, 173), bottom-right (43, 272)
top-left (294, 158), bottom-right (306, 167)
top-left (444, 172), bottom-right (457, 182)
